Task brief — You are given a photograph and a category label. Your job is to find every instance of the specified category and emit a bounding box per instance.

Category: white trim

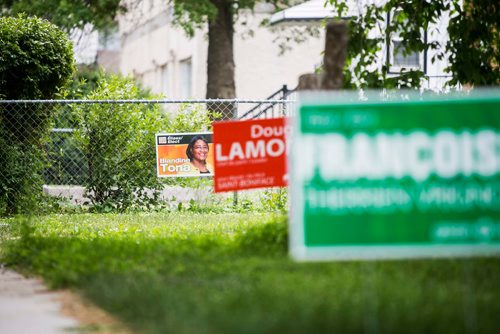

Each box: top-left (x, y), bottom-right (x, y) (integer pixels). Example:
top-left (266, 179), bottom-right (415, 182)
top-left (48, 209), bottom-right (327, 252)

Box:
top-left (291, 244), bottom-right (500, 262)
top-left (269, 0), bottom-right (355, 25)
top-left (386, 10), bottom-right (425, 73)
top-left (388, 40), bottom-right (423, 73)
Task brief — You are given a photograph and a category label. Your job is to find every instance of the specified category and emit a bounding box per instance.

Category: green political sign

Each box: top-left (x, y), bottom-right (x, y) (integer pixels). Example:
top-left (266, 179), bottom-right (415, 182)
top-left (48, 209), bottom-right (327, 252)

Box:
top-left (290, 90), bottom-right (500, 261)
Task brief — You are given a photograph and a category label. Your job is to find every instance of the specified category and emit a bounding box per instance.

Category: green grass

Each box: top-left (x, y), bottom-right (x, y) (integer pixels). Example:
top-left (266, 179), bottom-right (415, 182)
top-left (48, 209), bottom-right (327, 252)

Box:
top-left (1, 212), bottom-right (499, 334)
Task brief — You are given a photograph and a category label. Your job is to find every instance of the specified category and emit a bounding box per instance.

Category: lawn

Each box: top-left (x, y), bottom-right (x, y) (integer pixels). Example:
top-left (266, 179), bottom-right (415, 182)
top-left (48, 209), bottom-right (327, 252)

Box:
top-left (1, 212), bottom-right (499, 334)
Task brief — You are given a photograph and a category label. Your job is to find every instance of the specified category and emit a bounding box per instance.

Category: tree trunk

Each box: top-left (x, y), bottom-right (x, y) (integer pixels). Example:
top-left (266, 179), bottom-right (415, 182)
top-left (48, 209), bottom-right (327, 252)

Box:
top-left (321, 21), bottom-right (348, 90)
top-left (297, 21), bottom-right (348, 91)
top-left (207, 0), bottom-right (236, 119)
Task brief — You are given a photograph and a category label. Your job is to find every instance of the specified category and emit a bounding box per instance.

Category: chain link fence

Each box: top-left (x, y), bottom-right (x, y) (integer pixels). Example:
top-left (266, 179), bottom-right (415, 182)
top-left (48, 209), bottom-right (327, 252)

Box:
top-left (0, 99), bottom-right (294, 214)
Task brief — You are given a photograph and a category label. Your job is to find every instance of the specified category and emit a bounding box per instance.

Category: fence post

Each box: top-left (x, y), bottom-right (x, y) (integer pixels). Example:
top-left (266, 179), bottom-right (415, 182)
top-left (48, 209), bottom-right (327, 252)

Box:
top-left (232, 99), bottom-right (238, 207)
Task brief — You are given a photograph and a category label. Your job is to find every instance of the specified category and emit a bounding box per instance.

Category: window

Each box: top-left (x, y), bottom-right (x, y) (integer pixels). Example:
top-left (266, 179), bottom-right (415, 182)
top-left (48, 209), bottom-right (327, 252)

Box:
top-left (392, 40), bottom-right (420, 68)
top-left (161, 64), bottom-right (169, 96)
top-left (386, 11), bottom-right (424, 73)
top-left (179, 58), bottom-right (192, 99)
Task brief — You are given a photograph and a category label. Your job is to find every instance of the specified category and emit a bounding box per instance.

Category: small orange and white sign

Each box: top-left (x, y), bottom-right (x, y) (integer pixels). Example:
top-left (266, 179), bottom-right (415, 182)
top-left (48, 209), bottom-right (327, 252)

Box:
top-left (155, 132), bottom-right (214, 177)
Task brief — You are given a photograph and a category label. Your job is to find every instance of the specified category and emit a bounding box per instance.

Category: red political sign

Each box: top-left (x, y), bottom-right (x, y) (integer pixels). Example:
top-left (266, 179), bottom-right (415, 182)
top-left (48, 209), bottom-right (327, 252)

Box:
top-left (213, 117), bottom-right (289, 192)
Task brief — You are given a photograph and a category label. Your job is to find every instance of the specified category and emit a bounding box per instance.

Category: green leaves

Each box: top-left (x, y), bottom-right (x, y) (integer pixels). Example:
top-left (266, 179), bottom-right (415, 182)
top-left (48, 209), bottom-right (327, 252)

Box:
top-left (0, 15), bottom-right (74, 215)
top-left (167, 102), bottom-right (218, 133)
top-left (171, 0), bottom-right (290, 36)
top-left (446, 0), bottom-right (500, 86)
top-left (172, 0), bottom-right (218, 37)
top-left (0, 0), bottom-right (124, 32)
top-left (0, 15), bottom-right (74, 99)
top-left (71, 75), bottom-right (166, 211)
top-left (328, 0), bottom-right (499, 88)
top-left (68, 74), bottom-right (217, 212)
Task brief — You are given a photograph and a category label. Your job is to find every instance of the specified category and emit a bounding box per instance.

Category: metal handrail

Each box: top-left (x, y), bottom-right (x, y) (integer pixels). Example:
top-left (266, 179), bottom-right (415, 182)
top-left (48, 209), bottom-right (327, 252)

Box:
top-left (239, 85), bottom-right (296, 119)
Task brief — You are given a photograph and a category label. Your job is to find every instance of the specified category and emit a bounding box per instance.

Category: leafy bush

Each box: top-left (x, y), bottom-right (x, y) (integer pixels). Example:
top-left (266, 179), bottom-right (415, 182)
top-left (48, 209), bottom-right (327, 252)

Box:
top-left (44, 130), bottom-right (88, 185)
top-left (45, 66), bottom-right (138, 186)
top-left (63, 65), bottom-right (155, 101)
top-left (260, 188), bottom-right (288, 212)
top-left (64, 65), bottom-right (109, 100)
top-left (0, 15), bottom-right (74, 99)
top-left (0, 15), bottom-right (74, 215)
top-left (165, 102), bottom-right (220, 133)
top-left (46, 73), bottom-right (219, 213)
top-left (71, 75), bottom-right (167, 211)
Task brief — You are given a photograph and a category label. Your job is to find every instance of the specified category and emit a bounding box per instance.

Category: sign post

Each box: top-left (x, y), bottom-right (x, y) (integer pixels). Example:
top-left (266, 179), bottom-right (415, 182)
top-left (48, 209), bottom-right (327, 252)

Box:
top-left (290, 91), bottom-right (500, 261)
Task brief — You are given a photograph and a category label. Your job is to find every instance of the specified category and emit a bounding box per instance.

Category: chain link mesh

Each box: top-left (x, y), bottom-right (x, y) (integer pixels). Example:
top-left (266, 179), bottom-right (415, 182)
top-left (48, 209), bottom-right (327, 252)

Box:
top-left (0, 99), bottom-right (294, 214)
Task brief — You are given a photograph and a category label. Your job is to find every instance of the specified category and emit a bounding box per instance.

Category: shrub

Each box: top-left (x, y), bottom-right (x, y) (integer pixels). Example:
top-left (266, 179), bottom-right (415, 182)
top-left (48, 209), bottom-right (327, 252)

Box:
top-left (45, 67), bottom-right (120, 186)
top-left (166, 102), bottom-right (219, 133)
top-left (260, 188), bottom-right (288, 212)
top-left (71, 75), bottom-right (167, 211)
top-left (0, 15), bottom-right (74, 100)
top-left (0, 15), bottom-right (74, 215)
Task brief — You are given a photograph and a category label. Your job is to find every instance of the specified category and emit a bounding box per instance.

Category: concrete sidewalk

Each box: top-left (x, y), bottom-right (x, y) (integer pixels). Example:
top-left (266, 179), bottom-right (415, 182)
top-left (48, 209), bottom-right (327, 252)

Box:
top-left (0, 267), bottom-right (79, 334)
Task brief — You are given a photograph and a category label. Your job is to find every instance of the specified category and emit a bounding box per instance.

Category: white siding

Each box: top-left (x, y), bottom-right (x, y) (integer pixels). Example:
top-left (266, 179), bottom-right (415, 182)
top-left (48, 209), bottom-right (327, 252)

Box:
top-left (118, 0), bottom-right (452, 98)
top-left (118, 3), bottom-right (323, 99)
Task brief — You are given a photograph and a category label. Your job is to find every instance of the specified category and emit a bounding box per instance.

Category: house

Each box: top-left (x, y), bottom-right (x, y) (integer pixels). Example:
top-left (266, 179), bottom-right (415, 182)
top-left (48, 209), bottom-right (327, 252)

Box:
top-left (71, 24), bottom-right (121, 73)
top-left (269, 0), bottom-right (452, 90)
top-left (117, 0), bottom-right (452, 100)
top-left (117, 1), bottom-right (326, 100)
